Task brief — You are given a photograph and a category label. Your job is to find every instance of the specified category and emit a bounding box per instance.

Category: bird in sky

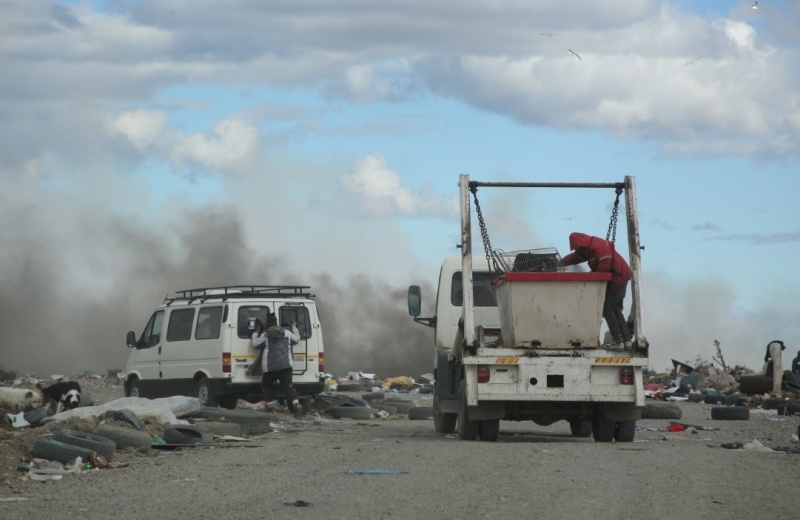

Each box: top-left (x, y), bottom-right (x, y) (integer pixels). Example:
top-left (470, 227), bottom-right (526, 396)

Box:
top-left (682, 56), bottom-right (702, 67)
top-left (751, 1), bottom-right (758, 9)
top-left (540, 33), bottom-right (557, 38)
top-left (568, 49), bottom-right (582, 61)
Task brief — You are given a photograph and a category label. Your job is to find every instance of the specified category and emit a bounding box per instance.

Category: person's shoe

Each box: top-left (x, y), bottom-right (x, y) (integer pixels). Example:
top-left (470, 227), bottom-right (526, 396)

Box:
top-left (603, 342), bottom-right (624, 351)
top-left (294, 403), bottom-right (303, 419)
top-left (623, 340), bottom-right (633, 349)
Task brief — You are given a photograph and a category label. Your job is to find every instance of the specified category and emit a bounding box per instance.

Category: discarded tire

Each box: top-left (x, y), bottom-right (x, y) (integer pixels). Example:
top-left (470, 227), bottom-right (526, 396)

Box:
top-left (642, 403), bottom-right (682, 420)
top-left (32, 438), bottom-right (95, 465)
top-left (361, 392), bottom-right (385, 403)
top-left (384, 400), bottom-right (415, 414)
top-left (95, 425), bottom-right (152, 450)
top-left (723, 394), bottom-right (743, 406)
top-left (703, 394), bottom-right (723, 405)
top-left (52, 430), bottom-right (116, 462)
top-left (328, 406), bottom-right (372, 420)
top-left (162, 424), bottom-right (214, 445)
top-left (336, 383), bottom-right (360, 392)
top-left (739, 374), bottom-right (772, 394)
top-left (408, 406), bottom-right (434, 420)
top-left (190, 408), bottom-right (271, 435)
top-left (687, 393), bottom-right (704, 403)
top-left (776, 401), bottom-right (800, 416)
top-left (710, 406), bottom-right (750, 421)
top-left (194, 421), bottom-right (242, 437)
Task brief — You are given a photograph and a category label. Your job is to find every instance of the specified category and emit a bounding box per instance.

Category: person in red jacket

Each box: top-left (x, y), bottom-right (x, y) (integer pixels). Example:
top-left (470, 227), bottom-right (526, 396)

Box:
top-left (561, 232), bottom-right (634, 350)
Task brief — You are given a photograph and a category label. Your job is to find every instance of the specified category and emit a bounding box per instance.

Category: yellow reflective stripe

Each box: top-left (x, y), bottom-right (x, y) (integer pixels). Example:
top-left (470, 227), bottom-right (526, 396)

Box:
top-left (594, 357), bottom-right (631, 364)
top-left (496, 357), bottom-right (519, 364)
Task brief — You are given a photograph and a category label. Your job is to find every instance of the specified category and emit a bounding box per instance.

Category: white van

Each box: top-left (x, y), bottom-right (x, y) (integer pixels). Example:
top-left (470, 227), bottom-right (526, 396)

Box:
top-left (124, 285), bottom-right (326, 410)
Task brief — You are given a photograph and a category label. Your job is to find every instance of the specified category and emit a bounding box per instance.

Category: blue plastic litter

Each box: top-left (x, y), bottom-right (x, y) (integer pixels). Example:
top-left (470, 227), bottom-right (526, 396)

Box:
top-left (346, 469), bottom-right (410, 476)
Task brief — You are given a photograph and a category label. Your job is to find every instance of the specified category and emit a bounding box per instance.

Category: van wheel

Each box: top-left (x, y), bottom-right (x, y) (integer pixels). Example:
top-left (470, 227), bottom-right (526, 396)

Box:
top-left (197, 377), bottom-right (219, 407)
top-left (126, 377), bottom-right (142, 398)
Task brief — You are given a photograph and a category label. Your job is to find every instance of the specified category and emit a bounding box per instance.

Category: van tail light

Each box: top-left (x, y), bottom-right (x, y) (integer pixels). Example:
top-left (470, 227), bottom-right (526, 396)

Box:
top-left (318, 352), bottom-right (324, 374)
top-left (619, 367), bottom-right (634, 385)
top-left (477, 365), bottom-right (491, 383)
top-left (223, 352), bottom-right (231, 373)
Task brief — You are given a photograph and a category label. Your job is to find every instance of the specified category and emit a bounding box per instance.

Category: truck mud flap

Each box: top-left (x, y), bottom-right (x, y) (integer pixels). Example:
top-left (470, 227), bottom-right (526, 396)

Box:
top-left (596, 403), bottom-right (641, 422)
top-left (467, 401), bottom-right (505, 421)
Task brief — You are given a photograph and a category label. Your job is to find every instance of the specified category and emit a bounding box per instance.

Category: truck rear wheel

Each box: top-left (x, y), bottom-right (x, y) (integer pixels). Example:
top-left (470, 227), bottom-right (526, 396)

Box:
top-left (478, 419), bottom-right (500, 441)
top-left (433, 396), bottom-right (457, 434)
top-left (614, 420), bottom-right (636, 442)
top-left (569, 418), bottom-right (592, 438)
top-left (592, 413), bottom-right (615, 442)
top-left (457, 380), bottom-right (478, 441)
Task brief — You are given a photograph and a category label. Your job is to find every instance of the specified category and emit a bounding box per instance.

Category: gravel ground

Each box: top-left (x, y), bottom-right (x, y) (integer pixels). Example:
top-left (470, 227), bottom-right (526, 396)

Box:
top-left (1, 385), bottom-right (799, 520)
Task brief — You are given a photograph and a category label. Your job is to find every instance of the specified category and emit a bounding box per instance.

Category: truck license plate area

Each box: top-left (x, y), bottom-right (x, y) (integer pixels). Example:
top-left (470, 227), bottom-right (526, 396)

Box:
top-left (546, 374), bottom-right (564, 388)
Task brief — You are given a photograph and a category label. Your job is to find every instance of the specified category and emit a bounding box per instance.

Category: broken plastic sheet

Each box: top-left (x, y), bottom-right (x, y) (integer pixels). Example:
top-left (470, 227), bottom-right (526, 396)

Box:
top-left (40, 396), bottom-right (201, 426)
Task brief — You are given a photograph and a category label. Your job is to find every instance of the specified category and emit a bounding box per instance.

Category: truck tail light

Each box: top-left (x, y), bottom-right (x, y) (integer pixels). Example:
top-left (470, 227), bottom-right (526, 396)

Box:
top-left (477, 365), bottom-right (491, 383)
top-left (223, 352), bottom-right (231, 373)
top-left (619, 367), bottom-right (633, 385)
top-left (318, 352), bottom-right (324, 373)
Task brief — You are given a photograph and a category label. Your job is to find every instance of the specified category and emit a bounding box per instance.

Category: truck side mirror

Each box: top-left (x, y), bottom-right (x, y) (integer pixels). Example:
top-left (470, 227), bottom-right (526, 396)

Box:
top-left (407, 285), bottom-right (422, 317)
top-left (126, 331), bottom-right (137, 349)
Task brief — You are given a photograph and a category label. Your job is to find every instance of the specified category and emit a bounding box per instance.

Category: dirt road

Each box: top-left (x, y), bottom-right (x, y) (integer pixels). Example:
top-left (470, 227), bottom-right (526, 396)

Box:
top-left (1, 391), bottom-right (798, 520)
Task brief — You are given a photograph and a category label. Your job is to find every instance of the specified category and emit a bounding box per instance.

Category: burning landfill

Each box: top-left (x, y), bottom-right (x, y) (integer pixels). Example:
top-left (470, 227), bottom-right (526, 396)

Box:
top-left (2, 340), bottom-right (800, 485)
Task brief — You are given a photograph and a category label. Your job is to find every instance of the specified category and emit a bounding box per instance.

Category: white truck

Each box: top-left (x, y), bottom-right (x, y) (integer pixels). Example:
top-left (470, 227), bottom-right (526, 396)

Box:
top-left (408, 175), bottom-right (647, 442)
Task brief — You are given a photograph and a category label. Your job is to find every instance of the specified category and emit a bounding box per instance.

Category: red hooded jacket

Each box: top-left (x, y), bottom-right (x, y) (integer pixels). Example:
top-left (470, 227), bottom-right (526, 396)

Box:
top-left (561, 232), bottom-right (633, 292)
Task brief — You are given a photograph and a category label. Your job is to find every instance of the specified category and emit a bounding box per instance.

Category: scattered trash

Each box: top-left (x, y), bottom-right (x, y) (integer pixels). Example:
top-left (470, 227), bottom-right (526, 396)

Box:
top-left (284, 500), bottom-right (312, 507)
top-left (346, 469), bottom-right (410, 476)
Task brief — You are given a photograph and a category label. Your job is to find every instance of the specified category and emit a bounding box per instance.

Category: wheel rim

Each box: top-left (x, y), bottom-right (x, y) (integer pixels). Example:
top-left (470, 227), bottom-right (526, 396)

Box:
top-left (198, 384), bottom-right (209, 405)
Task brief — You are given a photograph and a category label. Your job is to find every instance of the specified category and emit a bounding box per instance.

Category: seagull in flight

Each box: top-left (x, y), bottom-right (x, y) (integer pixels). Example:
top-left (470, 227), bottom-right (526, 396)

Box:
top-left (568, 49), bottom-right (582, 61)
top-left (751, 1), bottom-right (758, 9)
top-left (682, 56), bottom-right (701, 67)
top-left (540, 33), bottom-right (557, 38)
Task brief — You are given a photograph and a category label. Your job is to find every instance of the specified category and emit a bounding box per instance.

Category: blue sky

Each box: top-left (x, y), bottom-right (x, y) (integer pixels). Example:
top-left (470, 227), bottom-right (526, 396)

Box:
top-left (1, 0), bottom-right (798, 376)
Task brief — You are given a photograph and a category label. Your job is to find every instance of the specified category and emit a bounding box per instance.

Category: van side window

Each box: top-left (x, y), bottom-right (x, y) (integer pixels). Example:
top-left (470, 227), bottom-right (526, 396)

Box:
top-left (167, 308), bottom-right (195, 342)
top-left (141, 310), bottom-right (165, 348)
top-left (451, 272), bottom-right (497, 307)
top-left (196, 306), bottom-right (223, 340)
top-left (278, 305), bottom-right (312, 339)
top-left (237, 306), bottom-right (271, 338)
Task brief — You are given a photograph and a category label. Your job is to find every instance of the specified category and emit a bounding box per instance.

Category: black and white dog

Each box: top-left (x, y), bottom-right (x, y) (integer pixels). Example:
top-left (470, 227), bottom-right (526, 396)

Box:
top-left (36, 380), bottom-right (82, 415)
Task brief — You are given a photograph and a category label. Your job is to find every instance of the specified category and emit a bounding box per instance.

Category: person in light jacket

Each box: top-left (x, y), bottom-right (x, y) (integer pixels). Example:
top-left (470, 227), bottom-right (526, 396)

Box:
top-left (251, 313), bottom-right (302, 418)
top-left (561, 232), bottom-right (633, 350)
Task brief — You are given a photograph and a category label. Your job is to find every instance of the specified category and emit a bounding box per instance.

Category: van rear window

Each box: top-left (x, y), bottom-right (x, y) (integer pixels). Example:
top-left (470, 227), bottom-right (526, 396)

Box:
top-left (167, 308), bottom-right (195, 342)
top-left (451, 272), bottom-right (497, 307)
top-left (237, 306), bottom-right (271, 338)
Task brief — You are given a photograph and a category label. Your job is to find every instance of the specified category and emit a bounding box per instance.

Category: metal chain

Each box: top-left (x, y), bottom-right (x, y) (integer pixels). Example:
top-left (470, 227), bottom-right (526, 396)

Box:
top-left (470, 186), bottom-right (500, 277)
top-left (606, 187), bottom-right (623, 243)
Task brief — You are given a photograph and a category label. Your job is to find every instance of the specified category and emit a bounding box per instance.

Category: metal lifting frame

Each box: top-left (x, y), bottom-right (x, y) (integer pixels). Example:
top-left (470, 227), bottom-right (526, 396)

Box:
top-left (459, 175), bottom-right (646, 352)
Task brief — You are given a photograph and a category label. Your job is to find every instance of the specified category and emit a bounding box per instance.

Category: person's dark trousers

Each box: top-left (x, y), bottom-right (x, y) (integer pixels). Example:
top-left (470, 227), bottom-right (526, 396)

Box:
top-left (603, 283), bottom-right (631, 343)
top-left (261, 368), bottom-right (298, 404)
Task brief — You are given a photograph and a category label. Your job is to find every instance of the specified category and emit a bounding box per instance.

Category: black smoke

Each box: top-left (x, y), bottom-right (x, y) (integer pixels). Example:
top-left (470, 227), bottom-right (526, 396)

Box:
top-left (0, 206), bottom-right (435, 380)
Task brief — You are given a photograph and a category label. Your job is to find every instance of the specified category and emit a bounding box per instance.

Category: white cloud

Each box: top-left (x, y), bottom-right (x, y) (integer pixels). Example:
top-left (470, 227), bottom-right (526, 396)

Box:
top-left (111, 110), bottom-right (167, 149)
top-left (339, 153), bottom-right (457, 218)
top-left (171, 118), bottom-right (260, 175)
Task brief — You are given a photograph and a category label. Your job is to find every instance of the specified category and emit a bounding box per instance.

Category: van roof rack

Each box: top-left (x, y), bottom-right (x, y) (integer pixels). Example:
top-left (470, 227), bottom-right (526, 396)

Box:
top-left (165, 285), bottom-right (314, 305)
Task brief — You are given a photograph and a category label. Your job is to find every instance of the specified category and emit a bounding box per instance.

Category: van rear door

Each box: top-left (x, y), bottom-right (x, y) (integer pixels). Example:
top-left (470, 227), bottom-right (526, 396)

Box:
top-left (277, 303), bottom-right (315, 376)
